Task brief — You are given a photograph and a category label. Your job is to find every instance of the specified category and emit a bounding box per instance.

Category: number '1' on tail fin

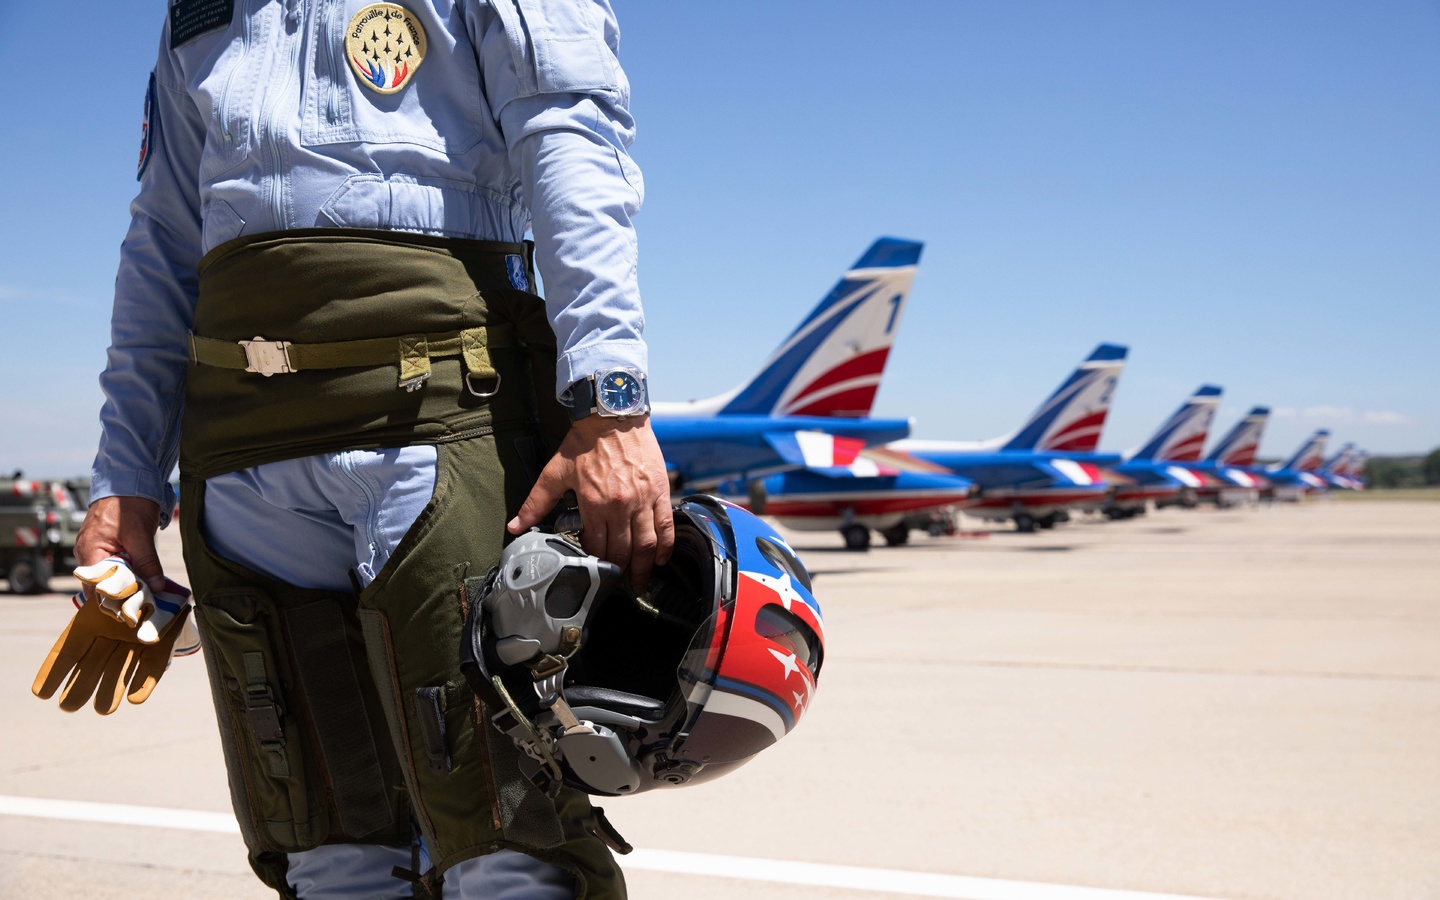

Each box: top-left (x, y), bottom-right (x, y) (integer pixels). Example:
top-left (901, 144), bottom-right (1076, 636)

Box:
top-left (701, 238), bottom-right (923, 418)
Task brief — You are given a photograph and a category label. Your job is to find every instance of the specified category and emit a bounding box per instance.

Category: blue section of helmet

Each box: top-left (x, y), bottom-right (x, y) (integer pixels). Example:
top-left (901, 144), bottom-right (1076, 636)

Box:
top-left (714, 676), bottom-right (796, 732)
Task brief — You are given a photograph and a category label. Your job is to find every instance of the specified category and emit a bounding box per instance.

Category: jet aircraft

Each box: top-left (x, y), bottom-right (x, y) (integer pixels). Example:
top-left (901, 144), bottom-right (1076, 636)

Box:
top-left (892, 343), bottom-right (1129, 532)
top-left (1191, 405), bottom-right (1273, 506)
top-left (651, 238), bottom-right (921, 490)
top-left (1104, 385), bottom-right (1228, 517)
top-left (1320, 443), bottom-right (1366, 491)
top-left (1264, 429), bottom-right (1332, 500)
top-left (753, 448), bottom-right (979, 550)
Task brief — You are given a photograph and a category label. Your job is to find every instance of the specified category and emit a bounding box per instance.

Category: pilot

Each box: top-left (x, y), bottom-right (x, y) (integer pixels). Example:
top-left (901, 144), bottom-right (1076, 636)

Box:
top-left (74, 1), bottom-right (670, 898)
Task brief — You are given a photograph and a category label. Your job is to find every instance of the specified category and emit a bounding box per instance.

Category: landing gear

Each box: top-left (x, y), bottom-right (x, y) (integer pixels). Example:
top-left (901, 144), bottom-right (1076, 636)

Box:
top-left (880, 524), bottom-right (910, 546)
top-left (1036, 513), bottom-right (1058, 530)
top-left (842, 524), bottom-right (872, 551)
top-left (1013, 512), bottom-right (1037, 533)
top-left (7, 552), bottom-right (52, 594)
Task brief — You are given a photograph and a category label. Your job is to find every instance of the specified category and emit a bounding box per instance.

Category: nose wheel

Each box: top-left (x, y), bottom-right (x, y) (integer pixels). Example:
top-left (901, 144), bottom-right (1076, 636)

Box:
top-left (841, 524), bottom-right (872, 551)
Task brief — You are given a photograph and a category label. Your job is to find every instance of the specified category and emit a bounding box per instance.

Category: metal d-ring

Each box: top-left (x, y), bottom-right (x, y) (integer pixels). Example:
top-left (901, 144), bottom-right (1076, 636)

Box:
top-left (465, 371), bottom-right (502, 399)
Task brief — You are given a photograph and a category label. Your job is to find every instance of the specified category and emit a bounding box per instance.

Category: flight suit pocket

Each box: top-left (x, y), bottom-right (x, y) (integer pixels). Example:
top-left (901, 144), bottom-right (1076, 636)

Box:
top-left (509, 0), bottom-right (621, 97)
top-left (195, 587), bottom-right (325, 852)
top-left (201, 197), bottom-right (246, 250)
top-left (317, 174), bottom-right (518, 239)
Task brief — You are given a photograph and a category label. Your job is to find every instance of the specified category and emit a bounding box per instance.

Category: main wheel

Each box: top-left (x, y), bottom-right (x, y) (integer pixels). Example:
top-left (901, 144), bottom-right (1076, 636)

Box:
top-left (842, 524), bottom-right (872, 551)
top-left (881, 524), bottom-right (909, 546)
top-left (8, 554), bottom-right (52, 595)
top-left (1036, 513), bottom-right (1058, 529)
top-left (1014, 513), bottom-right (1036, 533)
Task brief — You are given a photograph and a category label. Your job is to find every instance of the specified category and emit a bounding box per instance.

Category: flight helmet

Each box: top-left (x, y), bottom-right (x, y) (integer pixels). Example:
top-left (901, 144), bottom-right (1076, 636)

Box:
top-left (460, 495), bottom-right (825, 797)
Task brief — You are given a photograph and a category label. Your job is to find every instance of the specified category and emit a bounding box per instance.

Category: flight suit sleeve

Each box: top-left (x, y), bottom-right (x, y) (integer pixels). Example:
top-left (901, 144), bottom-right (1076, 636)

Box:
top-left (472, 0), bottom-right (647, 399)
top-left (90, 27), bottom-right (205, 527)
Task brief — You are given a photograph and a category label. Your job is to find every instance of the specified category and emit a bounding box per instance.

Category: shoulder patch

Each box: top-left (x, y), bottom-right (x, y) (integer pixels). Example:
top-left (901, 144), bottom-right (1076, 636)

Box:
top-left (346, 4), bottom-right (427, 94)
top-left (137, 72), bottom-right (157, 181)
top-left (170, 0), bottom-right (234, 49)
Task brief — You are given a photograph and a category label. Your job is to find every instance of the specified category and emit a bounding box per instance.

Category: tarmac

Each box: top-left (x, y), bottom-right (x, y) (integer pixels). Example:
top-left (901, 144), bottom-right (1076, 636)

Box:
top-left (1, 498), bottom-right (1436, 900)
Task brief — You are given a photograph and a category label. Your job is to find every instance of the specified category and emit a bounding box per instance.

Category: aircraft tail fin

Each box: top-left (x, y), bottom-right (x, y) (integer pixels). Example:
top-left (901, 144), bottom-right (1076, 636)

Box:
top-left (1002, 343), bottom-right (1129, 452)
top-left (1321, 442), bottom-right (1356, 475)
top-left (1129, 385), bottom-right (1223, 462)
top-left (1281, 429), bottom-right (1330, 471)
top-left (1345, 450), bottom-right (1369, 478)
top-left (1204, 406), bottom-right (1270, 467)
top-left (714, 238), bottom-right (923, 418)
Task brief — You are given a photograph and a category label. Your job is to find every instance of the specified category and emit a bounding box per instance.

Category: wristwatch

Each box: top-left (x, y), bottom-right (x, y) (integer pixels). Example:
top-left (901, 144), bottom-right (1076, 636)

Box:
top-left (567, 368), bottom-right (650, 421)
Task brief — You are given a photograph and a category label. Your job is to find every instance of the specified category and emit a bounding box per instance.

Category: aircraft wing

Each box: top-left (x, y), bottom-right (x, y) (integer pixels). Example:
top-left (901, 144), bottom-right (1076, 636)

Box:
top-left (857, 445), bottom-right (955, 475)
top-left (763, 431), bottom-right (866, 470)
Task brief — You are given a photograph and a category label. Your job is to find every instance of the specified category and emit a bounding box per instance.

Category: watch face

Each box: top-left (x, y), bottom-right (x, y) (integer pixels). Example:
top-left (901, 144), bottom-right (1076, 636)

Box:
top-left (597, 371), bottom-right (646, 415)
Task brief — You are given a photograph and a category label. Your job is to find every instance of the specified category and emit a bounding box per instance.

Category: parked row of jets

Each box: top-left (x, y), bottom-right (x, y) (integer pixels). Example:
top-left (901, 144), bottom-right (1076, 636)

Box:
top-left (650, 239), bottom-right (1367, 550)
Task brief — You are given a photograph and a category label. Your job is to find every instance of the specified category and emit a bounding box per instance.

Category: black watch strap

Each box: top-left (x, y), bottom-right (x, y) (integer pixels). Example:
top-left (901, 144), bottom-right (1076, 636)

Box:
top-left (567, 376), bottom-right (596, 421)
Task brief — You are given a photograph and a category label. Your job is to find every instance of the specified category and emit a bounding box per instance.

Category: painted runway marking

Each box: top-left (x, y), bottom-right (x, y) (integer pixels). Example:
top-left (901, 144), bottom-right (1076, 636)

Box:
top-left (0, 794), bottom-right (1228, 900)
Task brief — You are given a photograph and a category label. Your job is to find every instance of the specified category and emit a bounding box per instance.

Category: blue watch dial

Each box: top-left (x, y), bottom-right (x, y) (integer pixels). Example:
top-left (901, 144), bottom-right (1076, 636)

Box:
top-left (598, 371), bottom-right (645, 415)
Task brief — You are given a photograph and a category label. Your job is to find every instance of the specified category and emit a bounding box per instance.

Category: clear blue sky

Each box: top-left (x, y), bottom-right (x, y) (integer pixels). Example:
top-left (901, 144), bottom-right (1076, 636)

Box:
top-left (2, 1), bottom-right (1436, 478)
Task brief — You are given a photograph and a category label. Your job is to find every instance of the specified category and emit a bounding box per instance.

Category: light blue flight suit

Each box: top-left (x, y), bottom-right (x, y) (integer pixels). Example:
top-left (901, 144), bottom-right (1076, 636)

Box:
top-left (90, 1), bottom-right (647, 896)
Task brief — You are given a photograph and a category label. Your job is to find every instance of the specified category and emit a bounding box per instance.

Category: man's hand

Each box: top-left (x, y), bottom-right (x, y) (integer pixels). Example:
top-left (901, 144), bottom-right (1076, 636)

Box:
top-left (509, 416), bottom-right (673, 590)
top-left (75, 497), bottom-right (166, 598)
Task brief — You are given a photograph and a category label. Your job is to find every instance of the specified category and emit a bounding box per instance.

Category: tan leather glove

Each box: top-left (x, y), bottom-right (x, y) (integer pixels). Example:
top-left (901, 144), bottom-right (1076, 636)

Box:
top-left (72, 557), bottom-right (201, 652)
top-left (32, 596), bottom-right (194, 714)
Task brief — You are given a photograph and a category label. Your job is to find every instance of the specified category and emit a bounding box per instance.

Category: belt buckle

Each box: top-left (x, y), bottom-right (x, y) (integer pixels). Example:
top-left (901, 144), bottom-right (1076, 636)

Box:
top-left (239, 336), bottom-right (293, 377)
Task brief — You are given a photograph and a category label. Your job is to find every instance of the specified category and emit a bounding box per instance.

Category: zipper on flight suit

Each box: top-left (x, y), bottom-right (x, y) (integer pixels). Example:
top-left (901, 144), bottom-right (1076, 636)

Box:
top-left (320, 0), bottom-right (343, 125)
top-left (260, 0), bottom-right (308, 229)
top-left (217, 0), bottom-right (255, 145)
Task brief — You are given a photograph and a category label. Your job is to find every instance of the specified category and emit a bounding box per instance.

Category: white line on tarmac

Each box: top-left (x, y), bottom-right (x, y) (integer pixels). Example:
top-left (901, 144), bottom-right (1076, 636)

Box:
top-left (0, 794), bottom-right (1227, 900)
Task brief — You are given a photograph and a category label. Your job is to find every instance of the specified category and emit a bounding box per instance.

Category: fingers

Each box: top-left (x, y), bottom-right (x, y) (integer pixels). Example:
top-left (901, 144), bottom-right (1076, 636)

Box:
top-left (627, 504), bottom-right (658, 592)
top-left (32, 616), bottom-right (83, 700)
top-left (121, 532), bottom-right (166, 595)
top-left (121, 588), bottom-right (155, 630)
top-left (607, 510), bottom-right (634, 582)
top-left (73, 559), bottom-right (125, 589)
top-left (580, 518), bottom-right (608, 562)
top-left (74, 497), bottom-right (165, 590)
top-left (653, 495), bottom-right (676, 568)
top-left (128, 607), bottom-right (190, 705)
top-left (91, 642), bottom-right (135, 716)
top-left (509, 459), bottom-right (571, 535)
top-left (59, 642), bottom-right (127, 713)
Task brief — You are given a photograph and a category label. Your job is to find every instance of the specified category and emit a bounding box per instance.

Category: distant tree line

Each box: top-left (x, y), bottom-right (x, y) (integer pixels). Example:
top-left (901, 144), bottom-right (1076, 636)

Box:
top-left (1365, 448), bottom-right (1440, 489)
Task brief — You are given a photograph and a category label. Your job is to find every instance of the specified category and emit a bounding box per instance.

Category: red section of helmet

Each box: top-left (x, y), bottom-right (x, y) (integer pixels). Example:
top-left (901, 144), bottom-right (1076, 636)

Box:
top-left (711, 572), bottom-right (824, 733)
